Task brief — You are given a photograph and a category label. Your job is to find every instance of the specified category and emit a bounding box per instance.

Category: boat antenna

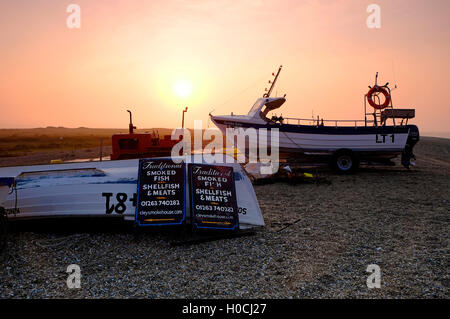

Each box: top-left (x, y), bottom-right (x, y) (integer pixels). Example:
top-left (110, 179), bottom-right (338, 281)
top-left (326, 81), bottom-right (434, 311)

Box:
top-left (392, 59), bottom-right (398, 89)
top-left (264, 65), bottom-right (282, 98)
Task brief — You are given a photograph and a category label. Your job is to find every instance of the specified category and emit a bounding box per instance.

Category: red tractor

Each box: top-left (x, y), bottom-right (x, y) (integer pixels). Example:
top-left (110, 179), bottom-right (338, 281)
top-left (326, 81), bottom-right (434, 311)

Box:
top-left (110, 110), bottom-right (179, 160)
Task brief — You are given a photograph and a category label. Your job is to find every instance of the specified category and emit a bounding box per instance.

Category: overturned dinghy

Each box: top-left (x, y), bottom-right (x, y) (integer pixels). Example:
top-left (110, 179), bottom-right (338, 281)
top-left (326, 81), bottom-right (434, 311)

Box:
top-left (0, 155), bottom-right (264, 230)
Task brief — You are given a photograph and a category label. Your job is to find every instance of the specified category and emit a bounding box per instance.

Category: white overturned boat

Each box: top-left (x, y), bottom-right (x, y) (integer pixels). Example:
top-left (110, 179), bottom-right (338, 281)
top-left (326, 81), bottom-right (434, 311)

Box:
top-left (0, 156), bottom-right (264, 229)
top-left (211, 67), bottom-right (420, 172)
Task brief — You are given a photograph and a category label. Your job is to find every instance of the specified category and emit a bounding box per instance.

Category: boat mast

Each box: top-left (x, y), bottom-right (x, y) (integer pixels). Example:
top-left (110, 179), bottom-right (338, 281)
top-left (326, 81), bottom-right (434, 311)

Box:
top-left (264, 65), bottom-right (282, 98)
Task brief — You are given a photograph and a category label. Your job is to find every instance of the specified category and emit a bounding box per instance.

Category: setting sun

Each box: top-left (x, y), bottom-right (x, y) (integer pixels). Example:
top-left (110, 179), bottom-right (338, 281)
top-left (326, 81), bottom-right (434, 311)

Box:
top-left (173, 80), bottom-right (192, 99)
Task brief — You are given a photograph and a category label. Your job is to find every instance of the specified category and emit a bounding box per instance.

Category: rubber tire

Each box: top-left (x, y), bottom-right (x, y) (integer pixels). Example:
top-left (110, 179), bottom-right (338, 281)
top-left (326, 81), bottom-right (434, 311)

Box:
top-left (331, 150), bottom-right (360, 174)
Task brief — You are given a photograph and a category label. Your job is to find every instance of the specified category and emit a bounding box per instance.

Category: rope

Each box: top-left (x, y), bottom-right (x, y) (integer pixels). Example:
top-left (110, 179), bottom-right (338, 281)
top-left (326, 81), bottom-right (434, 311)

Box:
top-left (275, 217), bottom-right (302, 232)
top-left (214, 72), bottom-right (270, 111)
top-left (392, 59), bottom-right (397, 87)
top-left (280, 127), bottom-right (305, 152)
top-left (32, 233), bottom-right (89, 249)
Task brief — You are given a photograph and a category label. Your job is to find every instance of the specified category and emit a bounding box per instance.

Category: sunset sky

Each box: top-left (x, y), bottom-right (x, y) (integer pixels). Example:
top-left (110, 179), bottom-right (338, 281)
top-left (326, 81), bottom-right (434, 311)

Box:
top-left (0, 0), bottom-right (449, 135)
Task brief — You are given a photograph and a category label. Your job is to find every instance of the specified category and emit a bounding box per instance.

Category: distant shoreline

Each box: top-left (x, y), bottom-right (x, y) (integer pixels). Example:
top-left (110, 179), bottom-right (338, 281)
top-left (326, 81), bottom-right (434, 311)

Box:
top-left (422, 133), bottom-right (450, 139)
top-left (0, 127), bottom-right (449, 140)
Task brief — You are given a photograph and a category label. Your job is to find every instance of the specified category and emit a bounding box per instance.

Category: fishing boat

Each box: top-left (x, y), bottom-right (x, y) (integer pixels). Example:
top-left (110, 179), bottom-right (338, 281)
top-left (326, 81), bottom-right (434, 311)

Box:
top-left (210, 66), bottom-right (419, 172)
top-left (0, 156), bottom-right (264, 229)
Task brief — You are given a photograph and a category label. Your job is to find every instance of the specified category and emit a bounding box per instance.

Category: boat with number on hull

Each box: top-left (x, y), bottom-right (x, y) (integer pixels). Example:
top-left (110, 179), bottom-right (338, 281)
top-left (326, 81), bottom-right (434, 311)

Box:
top-left (210, 66), bottom-right (419, 172)
top-left (0, 156), bottom-right (264, 229)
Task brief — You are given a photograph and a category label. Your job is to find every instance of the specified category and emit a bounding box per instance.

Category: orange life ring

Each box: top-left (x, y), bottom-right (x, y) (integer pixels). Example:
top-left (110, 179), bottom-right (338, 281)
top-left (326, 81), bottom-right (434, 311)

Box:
top-left (367, 86), bottom-right (391, 109)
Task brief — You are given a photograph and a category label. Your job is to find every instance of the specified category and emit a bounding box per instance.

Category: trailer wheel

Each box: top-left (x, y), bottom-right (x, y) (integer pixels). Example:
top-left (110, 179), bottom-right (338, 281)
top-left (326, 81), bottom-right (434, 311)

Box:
top-left (331, 150), bottom-right (359, 173)
top-left (0, 207), bottom-right (6, 252)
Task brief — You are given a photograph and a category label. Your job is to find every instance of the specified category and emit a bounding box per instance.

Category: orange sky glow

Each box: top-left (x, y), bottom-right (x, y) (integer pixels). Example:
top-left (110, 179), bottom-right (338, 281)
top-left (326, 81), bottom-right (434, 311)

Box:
top-left (0, 0), bottom-right (449, 136)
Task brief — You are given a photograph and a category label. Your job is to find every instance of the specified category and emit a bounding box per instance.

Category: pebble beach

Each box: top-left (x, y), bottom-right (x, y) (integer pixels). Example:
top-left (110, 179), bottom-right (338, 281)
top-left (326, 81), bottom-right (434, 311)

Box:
top-left (0, 137), bottom-right (448, 298)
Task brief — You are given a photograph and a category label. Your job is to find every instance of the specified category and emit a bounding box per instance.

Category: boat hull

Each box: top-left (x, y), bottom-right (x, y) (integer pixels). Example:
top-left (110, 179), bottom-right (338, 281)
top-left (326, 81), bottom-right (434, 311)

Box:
top-left (0, 157), bottom-right (264, 229)
top-left (211, 117), bottom-right (419, 163)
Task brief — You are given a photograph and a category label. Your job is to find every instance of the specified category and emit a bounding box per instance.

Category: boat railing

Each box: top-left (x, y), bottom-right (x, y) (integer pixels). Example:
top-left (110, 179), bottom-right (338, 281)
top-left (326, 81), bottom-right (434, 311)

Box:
top-left (281, 117), bottom-right (373, 128)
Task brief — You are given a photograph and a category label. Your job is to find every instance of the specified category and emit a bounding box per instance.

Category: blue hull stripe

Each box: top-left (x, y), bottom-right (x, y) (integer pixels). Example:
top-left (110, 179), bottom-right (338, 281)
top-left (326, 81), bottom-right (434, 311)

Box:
top-left (215, 120), bottom-right (418, 135)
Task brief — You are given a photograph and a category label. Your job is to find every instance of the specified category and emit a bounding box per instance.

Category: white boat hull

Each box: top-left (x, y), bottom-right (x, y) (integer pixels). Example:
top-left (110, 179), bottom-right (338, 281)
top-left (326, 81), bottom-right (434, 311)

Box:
top-left (0, 157), bottom-right (264, 229)
top-left (211, 116), bottom-right (418, 159)
top-left (272, 131), bottom-right (408, 152)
